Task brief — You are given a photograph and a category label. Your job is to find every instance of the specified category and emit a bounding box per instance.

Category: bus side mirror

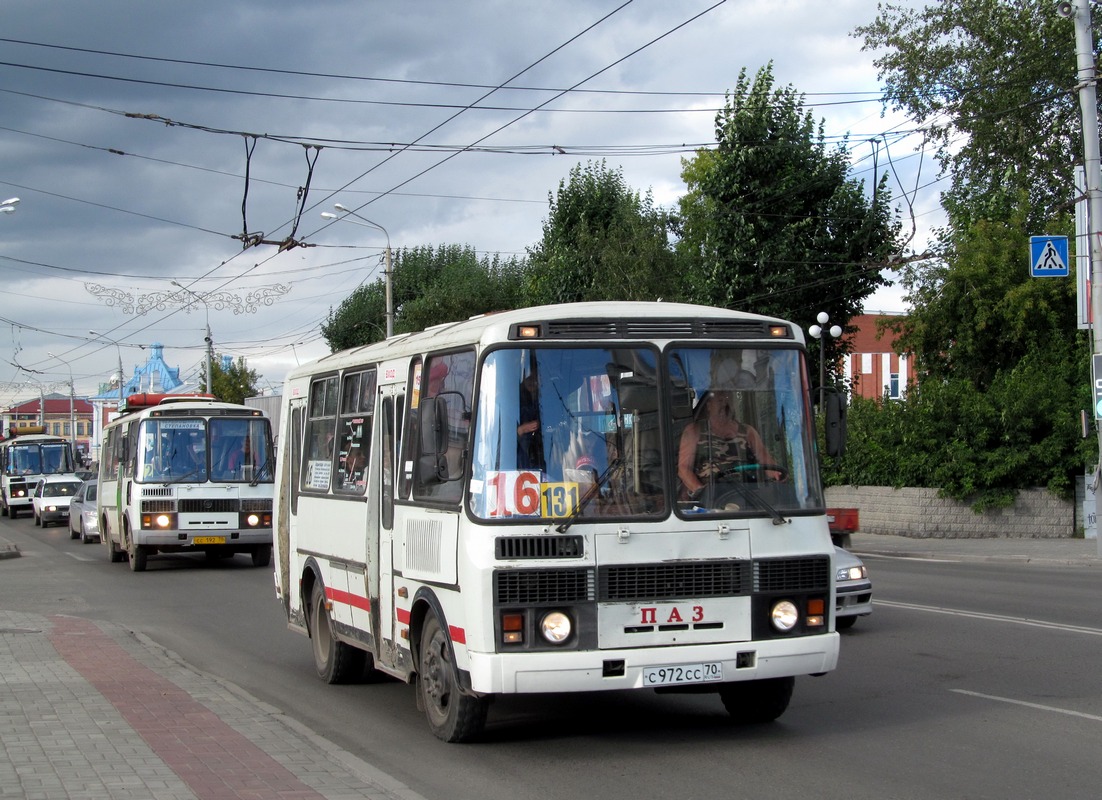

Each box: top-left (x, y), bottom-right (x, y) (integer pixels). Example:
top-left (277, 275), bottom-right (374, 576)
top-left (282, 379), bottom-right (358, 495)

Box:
top-left (417, 396), bottom-right (450, 483)
top-left (824, 389), bottom-right (847, 458)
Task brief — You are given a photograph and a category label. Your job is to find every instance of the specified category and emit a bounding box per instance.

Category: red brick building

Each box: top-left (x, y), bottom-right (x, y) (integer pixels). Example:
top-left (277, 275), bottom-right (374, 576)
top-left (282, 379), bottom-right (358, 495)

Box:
top-left (838, 313), bottom-right (916, 401)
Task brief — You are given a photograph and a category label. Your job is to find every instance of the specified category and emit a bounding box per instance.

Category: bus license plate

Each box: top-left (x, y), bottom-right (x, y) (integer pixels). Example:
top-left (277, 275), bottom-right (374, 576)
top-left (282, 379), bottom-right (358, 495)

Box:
top-left (642, 662), bottom-right (723, 687)
top-left (193, 536), bottom-right (226, 545)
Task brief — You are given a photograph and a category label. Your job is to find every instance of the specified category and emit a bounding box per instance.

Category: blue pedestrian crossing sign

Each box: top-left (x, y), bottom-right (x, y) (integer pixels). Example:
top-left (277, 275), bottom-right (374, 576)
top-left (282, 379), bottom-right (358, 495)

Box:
top-left (1030, 235), bottom-right (1069, 277)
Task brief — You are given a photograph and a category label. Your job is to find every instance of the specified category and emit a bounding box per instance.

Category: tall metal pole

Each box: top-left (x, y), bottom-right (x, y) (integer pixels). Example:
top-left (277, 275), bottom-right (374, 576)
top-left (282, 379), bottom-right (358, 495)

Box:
top-left (1069, 2), bottom-right (1102, 554)
top-left (327, 205), bottom-right (394, 337)
top-left (172, 281), bottom-right (213, 393)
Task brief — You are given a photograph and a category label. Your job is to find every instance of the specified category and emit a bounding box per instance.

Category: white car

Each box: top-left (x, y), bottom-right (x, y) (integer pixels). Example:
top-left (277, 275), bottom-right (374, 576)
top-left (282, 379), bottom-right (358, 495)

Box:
top-left (834, 546), bottom-right (872, 629)
top-left (68, 479), bottom-right (100, 543)
top-left (32, 475), bottom-right (84, 528)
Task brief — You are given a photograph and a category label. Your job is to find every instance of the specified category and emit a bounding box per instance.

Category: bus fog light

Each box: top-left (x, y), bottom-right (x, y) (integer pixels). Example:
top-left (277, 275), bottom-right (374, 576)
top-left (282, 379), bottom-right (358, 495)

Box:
top-left (770, 600), bottom-right (799, 632)
top-left (540, 611), bottom-right (572, 644)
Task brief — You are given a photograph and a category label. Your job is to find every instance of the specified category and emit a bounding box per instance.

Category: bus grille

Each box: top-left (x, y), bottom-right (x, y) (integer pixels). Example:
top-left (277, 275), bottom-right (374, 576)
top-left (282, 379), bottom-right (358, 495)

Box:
top-left (494, 568), bottom-right (595, 605)
top-left (753, 557), bottom-right (831, 592)
top-left (240, 498), bottom-right (273, 512)
top-left (598, 560), bottom-right (751, 602)
top-left (179, 498), bottom-right (239, 513)
top-left (141, 500), bottom-right (175, 513)
top-left (495, 535), bottom-right (584, 559)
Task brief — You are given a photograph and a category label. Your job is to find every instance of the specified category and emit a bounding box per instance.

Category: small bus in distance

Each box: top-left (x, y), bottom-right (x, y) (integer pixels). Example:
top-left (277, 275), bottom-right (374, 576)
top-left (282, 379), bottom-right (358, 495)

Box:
top-left (98, 393), bottom-right (274, 571)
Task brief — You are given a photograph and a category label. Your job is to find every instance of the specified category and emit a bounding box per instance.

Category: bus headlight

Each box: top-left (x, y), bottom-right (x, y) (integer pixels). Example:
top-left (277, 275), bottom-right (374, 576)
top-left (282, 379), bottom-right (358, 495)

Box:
top-left (540, 611), bottom-right (572, 644)
top-left (770, 600), bottom-right (799, 632)
top-left (141, 512), bottom-right (176, 530)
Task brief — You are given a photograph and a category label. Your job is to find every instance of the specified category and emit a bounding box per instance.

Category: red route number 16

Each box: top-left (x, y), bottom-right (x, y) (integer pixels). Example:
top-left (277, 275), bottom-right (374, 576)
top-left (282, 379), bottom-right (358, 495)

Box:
top-left (487, 470), bottom-right (541, 517)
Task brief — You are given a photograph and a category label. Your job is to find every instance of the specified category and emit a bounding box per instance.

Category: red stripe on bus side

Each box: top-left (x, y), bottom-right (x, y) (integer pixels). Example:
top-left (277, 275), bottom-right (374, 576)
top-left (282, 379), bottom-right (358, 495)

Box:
top-left (325, 587), bottom-right (371, 613)
top-left (392, 607), bottom-right (464, 644)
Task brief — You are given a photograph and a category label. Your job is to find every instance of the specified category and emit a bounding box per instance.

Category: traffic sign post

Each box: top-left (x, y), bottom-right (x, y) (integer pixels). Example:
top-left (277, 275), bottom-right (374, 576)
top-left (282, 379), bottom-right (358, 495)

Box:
top-left (1030, 235), bottom-right (1069, 277)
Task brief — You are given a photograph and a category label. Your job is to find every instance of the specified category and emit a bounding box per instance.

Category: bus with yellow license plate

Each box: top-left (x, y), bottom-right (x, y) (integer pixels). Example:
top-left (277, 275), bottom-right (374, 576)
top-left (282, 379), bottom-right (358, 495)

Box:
top-left (98, 393), bottom-right (274, 572)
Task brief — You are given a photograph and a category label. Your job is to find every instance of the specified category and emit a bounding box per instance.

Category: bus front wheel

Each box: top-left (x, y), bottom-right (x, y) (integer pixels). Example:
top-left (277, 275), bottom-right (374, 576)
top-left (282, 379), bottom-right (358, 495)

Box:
top-left (719, 676), bottom-right (794, 723)
top-left (418, 613), bottom-right (488, 743)
top-left (309, 582), bottom-right (363, 684)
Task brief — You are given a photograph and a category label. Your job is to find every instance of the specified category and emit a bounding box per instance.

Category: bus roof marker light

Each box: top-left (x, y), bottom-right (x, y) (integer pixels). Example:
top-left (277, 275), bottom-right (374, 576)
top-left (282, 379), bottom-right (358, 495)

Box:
top-left (517, 325), bottom-right (540, 339)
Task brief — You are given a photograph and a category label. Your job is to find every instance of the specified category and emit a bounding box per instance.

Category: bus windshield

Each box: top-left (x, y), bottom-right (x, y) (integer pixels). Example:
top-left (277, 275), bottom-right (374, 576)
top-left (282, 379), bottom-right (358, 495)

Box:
top-left (137, 417), bottom-right (272, 484)
top-left (4, 442), bottom-right (75, 476)
top-left (469, 344), bottom-right (822, 522)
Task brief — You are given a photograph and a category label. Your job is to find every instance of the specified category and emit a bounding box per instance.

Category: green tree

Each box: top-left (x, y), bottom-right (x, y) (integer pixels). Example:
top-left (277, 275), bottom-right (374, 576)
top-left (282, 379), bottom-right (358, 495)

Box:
top-left (525, 161), bottom-right (681, 305)
top-left (202, 355), bottom-right (261, 405)
top-left (677, 64), bottom-right (900, 336)
top-left (855, 0), bottom-right (1086, 231)
top-left (321, 246), bottom-right (529, 350)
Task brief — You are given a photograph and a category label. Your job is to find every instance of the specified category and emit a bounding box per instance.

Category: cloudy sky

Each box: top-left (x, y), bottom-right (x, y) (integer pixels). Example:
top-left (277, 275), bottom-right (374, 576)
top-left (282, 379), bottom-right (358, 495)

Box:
top-left (0, 0), bottom-right (939, 405)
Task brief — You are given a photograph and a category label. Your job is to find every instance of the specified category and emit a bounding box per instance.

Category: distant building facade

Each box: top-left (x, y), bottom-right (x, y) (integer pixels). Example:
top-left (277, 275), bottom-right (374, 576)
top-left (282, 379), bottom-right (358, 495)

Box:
top-left (838, 313), bottom-right (916, 401)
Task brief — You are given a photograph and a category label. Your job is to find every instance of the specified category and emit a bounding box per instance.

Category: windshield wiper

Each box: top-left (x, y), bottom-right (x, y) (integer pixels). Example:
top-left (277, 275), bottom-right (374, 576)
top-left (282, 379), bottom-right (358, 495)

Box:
top-left (715, 480), bottom-right (789, 526)
top-left (555, 457), bottom-right (622, 534)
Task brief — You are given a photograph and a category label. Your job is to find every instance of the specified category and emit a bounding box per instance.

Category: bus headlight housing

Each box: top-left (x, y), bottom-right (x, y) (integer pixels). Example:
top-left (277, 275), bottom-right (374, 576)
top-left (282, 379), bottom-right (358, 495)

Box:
top-left (141, 512), bottom-right (176, 530)
top-left (540, 611), bottom-right (572, 644)
top-left (239, 511), bottom-right (271, 528)
top-left (770, 600), bottom-right (799, 632)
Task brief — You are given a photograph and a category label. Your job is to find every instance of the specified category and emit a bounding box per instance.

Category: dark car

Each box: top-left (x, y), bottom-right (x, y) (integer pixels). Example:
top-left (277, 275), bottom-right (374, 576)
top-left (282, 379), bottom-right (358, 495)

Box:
top-left (68, 479), bottom-right (100, 543)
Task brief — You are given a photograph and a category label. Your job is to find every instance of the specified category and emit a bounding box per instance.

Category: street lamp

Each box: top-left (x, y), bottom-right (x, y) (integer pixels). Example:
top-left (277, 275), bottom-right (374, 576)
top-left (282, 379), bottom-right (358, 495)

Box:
top-left (1, 197), bottom-right (19, 215)
top-left (808, 311), bottom-right (843, 410)
top-left (47, 352), bottom-right (77, 452)
top-left (171, 281), bottom-right (214, 394)
top-left (322, 204), bottom-right (393, 337)
top-left (89, 331), bottom-right (127, 400)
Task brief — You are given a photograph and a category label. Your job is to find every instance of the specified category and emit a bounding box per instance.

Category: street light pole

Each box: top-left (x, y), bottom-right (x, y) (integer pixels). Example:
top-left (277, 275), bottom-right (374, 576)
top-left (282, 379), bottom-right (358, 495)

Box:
top-left (171, 281), bottom-right (214, 394)
top-left (89, 331), bottom-right (127, 400)
top-left (808, 311), bottom-right (843, 411)
top-left (324, 204), bottom-right (394, 337)
top-left (47, 352), bottom-right (76, 452)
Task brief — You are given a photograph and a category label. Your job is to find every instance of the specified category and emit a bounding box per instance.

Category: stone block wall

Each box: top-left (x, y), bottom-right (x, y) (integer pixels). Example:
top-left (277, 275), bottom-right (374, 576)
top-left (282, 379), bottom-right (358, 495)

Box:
top-left (824, 485), bottom-right (1074, 539)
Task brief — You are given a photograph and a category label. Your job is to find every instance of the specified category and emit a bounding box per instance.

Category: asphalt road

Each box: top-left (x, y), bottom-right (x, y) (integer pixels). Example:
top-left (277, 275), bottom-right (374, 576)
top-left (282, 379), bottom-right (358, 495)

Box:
top-left (2, 515), bottom-right (1100, 800)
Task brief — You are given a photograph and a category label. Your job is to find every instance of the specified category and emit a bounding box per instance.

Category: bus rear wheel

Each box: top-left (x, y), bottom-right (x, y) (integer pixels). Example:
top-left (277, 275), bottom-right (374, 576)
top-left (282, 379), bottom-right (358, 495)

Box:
top-left (418, 613), bottom-right (488, 743)
top-left (719, 676), bottom-right (794, 723)
top-left (309, 582), bottom-right (363, 684)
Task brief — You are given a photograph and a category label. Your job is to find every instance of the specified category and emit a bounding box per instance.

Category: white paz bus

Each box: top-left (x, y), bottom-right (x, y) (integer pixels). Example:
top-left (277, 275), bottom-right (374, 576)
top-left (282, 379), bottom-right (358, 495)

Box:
top-left (98, 393), bottom-right (275, 572)
top-left (274, 302), bottom-right (843, 741)
top-left (1, 429), bottom-right (78, 519)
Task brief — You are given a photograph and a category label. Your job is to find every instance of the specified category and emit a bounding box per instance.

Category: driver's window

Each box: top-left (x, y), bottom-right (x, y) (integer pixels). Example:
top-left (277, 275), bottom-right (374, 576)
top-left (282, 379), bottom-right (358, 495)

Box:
top-left (411, 350), bottom-right (475, 505)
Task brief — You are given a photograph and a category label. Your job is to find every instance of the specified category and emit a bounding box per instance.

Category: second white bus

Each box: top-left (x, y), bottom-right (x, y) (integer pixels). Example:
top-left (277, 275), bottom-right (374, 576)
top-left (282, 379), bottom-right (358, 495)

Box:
top-left (98, 393), bottom-right (275, 571)
top-left (1, 430), bottom-right (78, 519)
top-left (274, 301), bottom-right (842, 741)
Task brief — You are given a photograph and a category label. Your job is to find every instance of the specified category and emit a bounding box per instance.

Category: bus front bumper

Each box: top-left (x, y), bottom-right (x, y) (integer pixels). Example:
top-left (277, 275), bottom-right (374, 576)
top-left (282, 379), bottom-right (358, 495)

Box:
top-left (464, 633), bottom-right (839, 695)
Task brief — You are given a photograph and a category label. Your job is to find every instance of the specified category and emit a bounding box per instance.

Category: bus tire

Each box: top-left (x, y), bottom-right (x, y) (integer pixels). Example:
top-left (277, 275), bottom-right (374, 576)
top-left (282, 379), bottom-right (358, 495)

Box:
top-left (107, 530), bottom-right (126, 563)
top-left (8, 505), bottom-right (18, 520)
top-left (418, 613), bottom-right (488, 743)
top-left (309, 582), bottom-right (363, 684)
top-left (127, 535), bottom-right (148, 572)
top-left (251, 544), bottom-right (272, 568)
top-left (719, 676), bottom-right (794, 724)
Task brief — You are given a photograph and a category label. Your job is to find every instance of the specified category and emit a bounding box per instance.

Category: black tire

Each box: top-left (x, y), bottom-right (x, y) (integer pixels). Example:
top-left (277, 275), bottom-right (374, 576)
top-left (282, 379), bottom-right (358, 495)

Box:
top-left (1, 501), bottom-right (7, 517)
top-left (309, 582), bottom-right (364, 683)
top-left (251, 544), bottom-right (272, 568)
top-left (8, 505), bottom-right (18, 520)
top-left (719, 676), bottom-right (795, 724)
top-left (418, 613), bottom-right (489, 743)
top-left (127, 535), bottom-right (148, 572)
top-left (835, 615), bottom-right (857, 630)
top-left (70, 521), bottom-right (80, 540)
top-left (106, 524), bottom-right (126, 563)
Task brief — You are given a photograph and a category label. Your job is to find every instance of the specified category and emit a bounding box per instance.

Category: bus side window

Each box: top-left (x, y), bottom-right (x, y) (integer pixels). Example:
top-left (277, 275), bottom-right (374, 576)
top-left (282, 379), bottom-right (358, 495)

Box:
top-left (412, 350), bottom-right (475, 505)
top-left (335, 369), bottom-right (376, 495)
top-left (381, 397), bottom-right (394, 529)
top-left (303, 376), bottom-right (339, 492)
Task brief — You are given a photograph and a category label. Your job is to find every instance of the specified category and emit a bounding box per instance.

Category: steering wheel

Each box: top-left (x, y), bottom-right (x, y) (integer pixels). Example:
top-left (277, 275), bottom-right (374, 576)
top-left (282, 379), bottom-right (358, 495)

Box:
top-left (719, 462), bottom-right (788, 482)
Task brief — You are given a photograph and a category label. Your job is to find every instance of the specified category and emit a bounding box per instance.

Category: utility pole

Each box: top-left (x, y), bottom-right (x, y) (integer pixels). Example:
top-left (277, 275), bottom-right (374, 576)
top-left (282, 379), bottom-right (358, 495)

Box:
top-left (1065, 1), bottom-right (1102, 554)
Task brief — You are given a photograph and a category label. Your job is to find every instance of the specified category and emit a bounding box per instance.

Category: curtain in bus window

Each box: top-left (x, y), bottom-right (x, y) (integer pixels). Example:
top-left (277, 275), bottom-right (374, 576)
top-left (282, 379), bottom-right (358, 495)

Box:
top-left (335, 369), bottom-right (376, 494)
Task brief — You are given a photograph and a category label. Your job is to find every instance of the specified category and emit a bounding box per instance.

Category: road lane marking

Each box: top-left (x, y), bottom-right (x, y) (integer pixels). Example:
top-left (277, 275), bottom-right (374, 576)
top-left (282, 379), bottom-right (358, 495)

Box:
top-left (876, 599), bottom-right (1102, 636)
top-left (951, 690), bottom-right (1102, 723)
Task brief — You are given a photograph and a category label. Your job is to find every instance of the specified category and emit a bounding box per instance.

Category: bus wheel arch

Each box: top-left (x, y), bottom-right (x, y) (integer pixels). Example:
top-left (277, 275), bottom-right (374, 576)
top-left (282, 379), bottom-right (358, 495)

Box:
top-left (410, 593), bottom-right (489, 743)
top-left (306, 571), bottom-right (364, 684)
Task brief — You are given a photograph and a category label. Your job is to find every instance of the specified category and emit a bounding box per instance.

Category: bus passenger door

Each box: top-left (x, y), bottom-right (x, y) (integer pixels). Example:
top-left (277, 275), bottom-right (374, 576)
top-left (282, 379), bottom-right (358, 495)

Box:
top-left (376, 387), bottom-right (402, 665)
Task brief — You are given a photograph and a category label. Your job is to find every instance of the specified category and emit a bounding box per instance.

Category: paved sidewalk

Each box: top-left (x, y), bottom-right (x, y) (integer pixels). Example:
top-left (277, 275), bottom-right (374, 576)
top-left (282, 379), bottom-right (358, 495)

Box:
top-left (850, 532), bottom-right (1102, 567)
top-left (0, 609), bottom-right (426, 800)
